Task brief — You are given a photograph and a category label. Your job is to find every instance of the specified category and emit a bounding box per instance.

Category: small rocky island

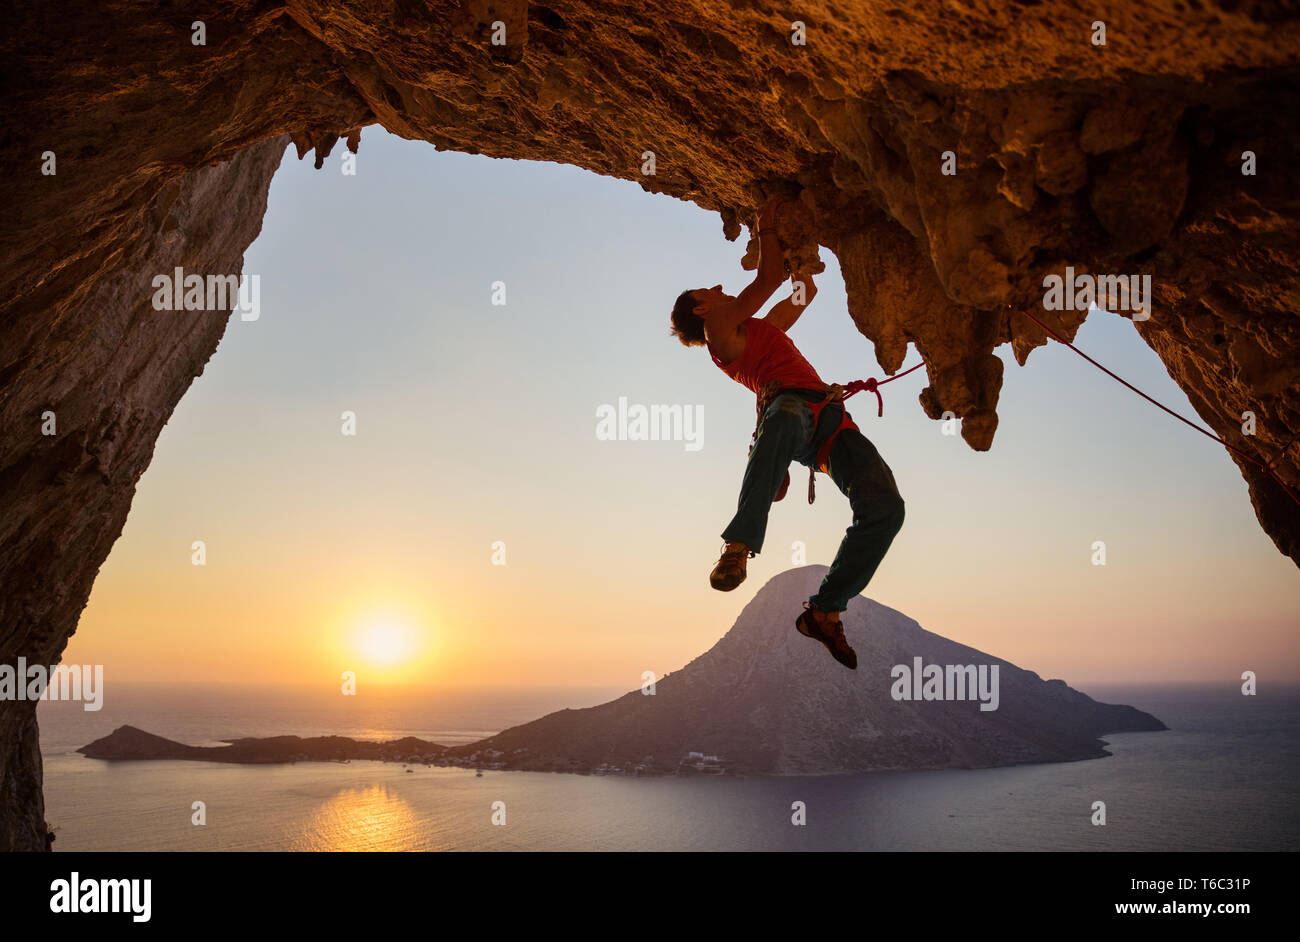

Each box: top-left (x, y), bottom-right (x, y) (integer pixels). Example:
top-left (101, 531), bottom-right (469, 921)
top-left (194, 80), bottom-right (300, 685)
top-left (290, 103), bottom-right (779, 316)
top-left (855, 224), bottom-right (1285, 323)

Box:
top-left (80, 568), bottom-right (1165, 776)
top-left (79, 725), bottom-right (453, 766)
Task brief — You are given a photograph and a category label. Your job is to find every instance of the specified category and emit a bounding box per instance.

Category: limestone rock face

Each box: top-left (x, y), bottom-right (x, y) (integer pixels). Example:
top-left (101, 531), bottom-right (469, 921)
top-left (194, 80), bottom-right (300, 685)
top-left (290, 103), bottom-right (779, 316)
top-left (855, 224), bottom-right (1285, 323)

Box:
top-left (0, 2), bottom-right (1297, 847)
top-left (0, 138), bottom-right (286, 850)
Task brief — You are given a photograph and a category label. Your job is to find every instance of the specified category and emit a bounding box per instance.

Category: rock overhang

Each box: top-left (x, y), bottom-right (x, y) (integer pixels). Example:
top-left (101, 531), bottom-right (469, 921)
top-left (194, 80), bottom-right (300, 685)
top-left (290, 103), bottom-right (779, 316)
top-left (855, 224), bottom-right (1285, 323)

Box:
top-left (0, 0), bottom-right (1297, 850)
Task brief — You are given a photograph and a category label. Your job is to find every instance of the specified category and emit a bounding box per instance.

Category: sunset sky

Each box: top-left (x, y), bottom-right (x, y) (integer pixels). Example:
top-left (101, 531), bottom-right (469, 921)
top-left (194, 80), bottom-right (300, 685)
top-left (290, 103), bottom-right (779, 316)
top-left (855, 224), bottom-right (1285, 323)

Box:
top-left (60, 129), bottom-right (1299, 692)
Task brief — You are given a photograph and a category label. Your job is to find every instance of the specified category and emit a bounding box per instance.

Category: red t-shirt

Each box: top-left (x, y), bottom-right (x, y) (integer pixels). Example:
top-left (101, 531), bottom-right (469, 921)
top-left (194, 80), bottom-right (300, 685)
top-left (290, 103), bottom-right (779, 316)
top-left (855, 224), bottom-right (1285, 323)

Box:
top-left (709, 317), bottom-right (827, 395)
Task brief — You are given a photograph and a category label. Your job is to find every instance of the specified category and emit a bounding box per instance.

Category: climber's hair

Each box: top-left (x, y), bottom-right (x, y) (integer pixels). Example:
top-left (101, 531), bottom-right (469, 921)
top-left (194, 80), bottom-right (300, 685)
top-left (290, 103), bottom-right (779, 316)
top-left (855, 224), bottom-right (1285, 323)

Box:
top-left (670, 289), bottom-right (707, 346)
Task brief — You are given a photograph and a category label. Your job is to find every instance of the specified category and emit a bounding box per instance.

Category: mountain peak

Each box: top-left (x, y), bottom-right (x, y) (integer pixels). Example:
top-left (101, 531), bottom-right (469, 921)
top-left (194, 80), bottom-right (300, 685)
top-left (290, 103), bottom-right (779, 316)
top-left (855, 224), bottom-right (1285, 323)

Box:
top-left (462, 568), bottom-right (1165, 774)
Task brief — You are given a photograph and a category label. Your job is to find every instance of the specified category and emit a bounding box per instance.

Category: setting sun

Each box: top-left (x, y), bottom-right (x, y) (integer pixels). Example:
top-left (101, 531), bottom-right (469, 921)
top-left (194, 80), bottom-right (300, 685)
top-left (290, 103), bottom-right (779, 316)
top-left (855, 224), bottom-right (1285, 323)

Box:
top-left (354, 617), bottom-right (419, 667)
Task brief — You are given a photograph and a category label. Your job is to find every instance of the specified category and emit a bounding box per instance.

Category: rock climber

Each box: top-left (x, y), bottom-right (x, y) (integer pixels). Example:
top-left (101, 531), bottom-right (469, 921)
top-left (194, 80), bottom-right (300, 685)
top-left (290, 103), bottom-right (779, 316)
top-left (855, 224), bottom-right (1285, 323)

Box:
top-left (669, 196), bottom-right (906, 670)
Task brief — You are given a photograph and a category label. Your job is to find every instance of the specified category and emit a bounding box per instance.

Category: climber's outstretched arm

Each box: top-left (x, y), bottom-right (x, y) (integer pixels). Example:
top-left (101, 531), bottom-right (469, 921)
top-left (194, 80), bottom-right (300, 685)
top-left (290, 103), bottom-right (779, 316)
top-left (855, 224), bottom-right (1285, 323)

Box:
top-left (695, 197), bottom-right (788, 336)
top-left (763, 272), bottom-right (817, 333)
top-left (738, 196), bottom-right (788, 306)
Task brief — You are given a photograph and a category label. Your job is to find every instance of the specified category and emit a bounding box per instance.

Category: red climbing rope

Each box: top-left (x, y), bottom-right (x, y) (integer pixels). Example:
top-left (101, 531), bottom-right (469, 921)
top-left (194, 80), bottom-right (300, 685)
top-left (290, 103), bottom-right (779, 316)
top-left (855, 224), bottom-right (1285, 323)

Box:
top-left (801, 360), bottom-right (928, 504)
top-left (1017, 308), bottom-right (1300, 508)
top-left (840, 361), bottom-right (928, 417)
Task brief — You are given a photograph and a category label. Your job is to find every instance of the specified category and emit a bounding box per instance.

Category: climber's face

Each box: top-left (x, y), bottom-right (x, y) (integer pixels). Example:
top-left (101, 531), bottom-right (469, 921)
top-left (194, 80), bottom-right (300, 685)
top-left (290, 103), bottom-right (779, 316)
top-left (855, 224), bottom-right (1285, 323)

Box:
top-left (691, 284), bottom-right (729, 314)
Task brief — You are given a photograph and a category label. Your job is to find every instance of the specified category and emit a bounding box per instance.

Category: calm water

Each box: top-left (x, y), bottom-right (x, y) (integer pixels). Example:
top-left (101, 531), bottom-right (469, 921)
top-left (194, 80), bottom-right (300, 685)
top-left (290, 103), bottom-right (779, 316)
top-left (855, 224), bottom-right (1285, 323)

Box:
top-left (38, 683), bottom-right (1300, 851)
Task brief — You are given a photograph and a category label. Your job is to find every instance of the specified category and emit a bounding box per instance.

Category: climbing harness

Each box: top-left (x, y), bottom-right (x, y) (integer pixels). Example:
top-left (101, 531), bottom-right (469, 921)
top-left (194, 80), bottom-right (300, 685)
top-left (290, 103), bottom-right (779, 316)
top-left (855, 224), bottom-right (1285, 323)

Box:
top-left (749, 361), bottom-right (927, 504)
top-left (1017, 308), bottom-right (1300, 508)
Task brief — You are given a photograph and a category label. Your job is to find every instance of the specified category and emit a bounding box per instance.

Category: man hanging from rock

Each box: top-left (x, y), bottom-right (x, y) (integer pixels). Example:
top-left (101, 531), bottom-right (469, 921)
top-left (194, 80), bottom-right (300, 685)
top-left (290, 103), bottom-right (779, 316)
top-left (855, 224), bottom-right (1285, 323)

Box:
top-left (669, 195), bottom-right (906, 670)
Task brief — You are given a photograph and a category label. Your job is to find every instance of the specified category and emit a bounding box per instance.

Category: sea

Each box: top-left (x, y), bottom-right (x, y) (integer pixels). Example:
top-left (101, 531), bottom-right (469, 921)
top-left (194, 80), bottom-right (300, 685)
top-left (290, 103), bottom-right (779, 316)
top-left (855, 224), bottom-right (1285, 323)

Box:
top-left (36, 682), bottom-right (1300, 851)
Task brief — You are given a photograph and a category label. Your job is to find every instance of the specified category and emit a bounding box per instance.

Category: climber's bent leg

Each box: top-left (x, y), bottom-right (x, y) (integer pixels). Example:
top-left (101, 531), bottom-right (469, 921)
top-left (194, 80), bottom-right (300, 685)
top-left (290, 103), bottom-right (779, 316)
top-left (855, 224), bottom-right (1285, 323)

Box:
top-left (808, 428), bottom-right (905, 613)
top-left (720, 393), bottom-right (814, 554)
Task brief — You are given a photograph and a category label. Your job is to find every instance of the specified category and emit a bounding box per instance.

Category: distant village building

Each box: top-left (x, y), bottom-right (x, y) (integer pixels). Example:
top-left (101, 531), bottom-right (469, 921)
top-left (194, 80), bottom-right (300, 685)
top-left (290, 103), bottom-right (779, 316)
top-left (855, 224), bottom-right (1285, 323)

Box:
top-left (680, 751), bottom-right (727, 774)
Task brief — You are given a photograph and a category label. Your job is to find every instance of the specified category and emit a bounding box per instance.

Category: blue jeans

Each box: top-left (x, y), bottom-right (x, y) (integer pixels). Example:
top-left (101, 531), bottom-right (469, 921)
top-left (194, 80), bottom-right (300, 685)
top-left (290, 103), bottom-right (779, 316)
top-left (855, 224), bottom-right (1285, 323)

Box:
top-left (720, 390), bottom-right (905, 612)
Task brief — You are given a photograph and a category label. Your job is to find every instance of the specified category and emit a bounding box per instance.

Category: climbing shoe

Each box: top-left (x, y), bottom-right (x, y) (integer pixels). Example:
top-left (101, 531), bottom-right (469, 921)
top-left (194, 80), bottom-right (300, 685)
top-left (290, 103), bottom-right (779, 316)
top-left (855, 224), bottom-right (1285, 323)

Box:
top-left (709, 542), bottom-right (752, 591)
top-left (796, 601), bottom-right (858, 670)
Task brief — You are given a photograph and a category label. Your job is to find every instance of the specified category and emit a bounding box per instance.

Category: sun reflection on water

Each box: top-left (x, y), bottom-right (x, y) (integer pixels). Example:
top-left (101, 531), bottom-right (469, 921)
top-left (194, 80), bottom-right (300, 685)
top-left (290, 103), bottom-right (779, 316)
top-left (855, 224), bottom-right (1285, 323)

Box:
top-left (292, 783), bottom-right (425, 851)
